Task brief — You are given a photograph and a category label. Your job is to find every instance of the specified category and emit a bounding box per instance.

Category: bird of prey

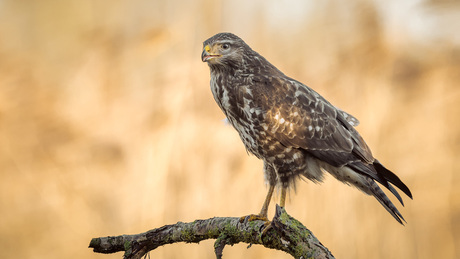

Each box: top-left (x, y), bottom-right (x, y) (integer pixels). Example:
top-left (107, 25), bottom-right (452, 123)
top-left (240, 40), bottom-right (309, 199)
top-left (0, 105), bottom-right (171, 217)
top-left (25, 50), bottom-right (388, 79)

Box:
top-left (201, 32), bottom-right (412, 224)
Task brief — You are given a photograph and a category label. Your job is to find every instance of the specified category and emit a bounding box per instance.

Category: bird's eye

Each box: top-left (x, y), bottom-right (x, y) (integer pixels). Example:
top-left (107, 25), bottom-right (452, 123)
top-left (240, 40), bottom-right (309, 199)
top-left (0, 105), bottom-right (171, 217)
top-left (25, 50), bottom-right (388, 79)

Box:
top-left (221, 43), bottom-right (230, 50)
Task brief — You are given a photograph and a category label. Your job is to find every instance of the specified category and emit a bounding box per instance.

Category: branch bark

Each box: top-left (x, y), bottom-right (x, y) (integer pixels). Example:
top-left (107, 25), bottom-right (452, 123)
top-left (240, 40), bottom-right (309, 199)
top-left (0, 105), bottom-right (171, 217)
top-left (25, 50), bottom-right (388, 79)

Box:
top-left (89, 205), bottom-right (334, 259)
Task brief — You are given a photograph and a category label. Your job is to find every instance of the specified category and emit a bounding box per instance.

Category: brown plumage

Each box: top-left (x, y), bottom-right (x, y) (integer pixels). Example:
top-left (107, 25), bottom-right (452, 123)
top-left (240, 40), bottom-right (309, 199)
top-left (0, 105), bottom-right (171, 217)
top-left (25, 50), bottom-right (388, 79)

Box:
top-left (201, 32), bottom-right (412, 224)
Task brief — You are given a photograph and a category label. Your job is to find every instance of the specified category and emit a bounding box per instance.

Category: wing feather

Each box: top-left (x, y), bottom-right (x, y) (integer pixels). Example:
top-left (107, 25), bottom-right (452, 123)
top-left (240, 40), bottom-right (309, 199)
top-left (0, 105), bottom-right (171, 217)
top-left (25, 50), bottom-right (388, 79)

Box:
top-left (257, 77), bottom-right (372, 167)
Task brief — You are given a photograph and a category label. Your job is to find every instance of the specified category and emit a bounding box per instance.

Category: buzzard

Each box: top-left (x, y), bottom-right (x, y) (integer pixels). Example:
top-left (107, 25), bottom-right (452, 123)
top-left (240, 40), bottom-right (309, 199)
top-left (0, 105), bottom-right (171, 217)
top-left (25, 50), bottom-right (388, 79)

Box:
top-left (201, 32), bottom-right (412, 224)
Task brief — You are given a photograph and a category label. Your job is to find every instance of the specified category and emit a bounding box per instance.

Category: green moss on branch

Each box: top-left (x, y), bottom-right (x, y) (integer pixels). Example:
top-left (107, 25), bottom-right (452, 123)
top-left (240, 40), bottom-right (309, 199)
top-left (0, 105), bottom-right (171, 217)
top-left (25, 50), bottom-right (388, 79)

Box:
top-left (89, 205), bottom-right (334, 259)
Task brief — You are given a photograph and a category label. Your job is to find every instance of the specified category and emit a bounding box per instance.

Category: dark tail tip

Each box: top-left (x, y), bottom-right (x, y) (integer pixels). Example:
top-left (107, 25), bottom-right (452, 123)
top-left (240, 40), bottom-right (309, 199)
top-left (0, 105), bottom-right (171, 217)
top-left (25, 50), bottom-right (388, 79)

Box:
top-left (367, 177), bottom-right (407, 225)
top-left (374, 160), bottom-right (412, 199)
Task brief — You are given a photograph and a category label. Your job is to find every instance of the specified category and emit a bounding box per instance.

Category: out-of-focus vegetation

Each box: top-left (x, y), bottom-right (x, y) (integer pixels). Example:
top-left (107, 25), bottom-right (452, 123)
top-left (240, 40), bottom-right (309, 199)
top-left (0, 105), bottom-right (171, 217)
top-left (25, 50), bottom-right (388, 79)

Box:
top-left (0, 1), bottom-right (459, 258)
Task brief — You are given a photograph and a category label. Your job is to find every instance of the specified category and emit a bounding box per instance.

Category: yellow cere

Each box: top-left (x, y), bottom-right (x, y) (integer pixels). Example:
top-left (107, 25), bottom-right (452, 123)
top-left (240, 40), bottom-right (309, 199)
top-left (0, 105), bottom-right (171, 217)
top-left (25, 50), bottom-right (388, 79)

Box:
top-left (204, 45), bottom-right (211, 52)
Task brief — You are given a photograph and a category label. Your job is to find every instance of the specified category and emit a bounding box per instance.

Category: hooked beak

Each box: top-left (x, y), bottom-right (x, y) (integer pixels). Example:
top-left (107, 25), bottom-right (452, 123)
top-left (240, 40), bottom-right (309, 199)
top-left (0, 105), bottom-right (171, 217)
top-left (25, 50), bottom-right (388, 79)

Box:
top-left (201, 45), bottom-right (221, 62)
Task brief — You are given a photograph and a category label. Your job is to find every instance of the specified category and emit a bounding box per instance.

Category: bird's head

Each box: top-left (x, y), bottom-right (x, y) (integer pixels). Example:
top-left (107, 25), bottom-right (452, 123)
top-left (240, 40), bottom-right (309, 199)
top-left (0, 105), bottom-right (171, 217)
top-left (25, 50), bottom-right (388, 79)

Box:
top-left (201, 33), bottom-right (248, 69)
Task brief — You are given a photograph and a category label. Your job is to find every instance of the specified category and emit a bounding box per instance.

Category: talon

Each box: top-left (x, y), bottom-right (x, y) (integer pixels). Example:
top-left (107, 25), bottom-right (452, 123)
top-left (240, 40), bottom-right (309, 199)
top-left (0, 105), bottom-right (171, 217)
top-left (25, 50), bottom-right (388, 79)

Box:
top-left (260, 221), bottom-right (273, 237)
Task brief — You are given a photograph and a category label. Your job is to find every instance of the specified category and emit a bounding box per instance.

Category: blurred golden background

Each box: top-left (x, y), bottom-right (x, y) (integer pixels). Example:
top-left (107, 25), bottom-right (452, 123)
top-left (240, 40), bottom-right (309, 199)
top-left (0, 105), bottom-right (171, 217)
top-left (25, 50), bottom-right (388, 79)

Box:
top-left (1, 0), bottom-right (459, 258)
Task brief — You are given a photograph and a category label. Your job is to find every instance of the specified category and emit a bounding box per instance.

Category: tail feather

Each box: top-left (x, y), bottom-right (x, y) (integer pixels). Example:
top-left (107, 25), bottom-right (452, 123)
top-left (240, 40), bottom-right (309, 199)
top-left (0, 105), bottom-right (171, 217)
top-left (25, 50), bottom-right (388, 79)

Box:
top-left (374, 160), bottom-right (412, 199)
top-left (349, 161), bottom-right (410, 206)
top-left (387, 184), bottom-right (404, 206)
top-left (365, 177), bottom-right (406, 225)
top-left (347, 160), bottom-right (412, 224)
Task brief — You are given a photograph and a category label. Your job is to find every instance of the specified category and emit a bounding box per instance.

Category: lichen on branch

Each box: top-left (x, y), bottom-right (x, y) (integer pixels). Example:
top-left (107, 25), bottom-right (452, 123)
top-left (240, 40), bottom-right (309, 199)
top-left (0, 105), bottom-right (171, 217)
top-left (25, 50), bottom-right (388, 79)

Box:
top-left (88, 205), bottom-right (334, 259)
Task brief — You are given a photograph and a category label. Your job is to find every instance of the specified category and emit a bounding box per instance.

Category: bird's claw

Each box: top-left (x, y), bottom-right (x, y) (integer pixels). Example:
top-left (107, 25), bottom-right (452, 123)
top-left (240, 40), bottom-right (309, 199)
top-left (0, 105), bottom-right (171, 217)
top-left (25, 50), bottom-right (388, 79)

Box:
top-left (239, 214), bottom-right (273, 241)
top-left (260, 221), bottom-right (273, 237)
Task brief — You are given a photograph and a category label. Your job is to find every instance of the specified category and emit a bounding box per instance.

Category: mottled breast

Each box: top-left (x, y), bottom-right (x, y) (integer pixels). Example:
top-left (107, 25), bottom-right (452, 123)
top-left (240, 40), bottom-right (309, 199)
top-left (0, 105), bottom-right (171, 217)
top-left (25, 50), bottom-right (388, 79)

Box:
top-left (210, 73), bottom-right (269, 158)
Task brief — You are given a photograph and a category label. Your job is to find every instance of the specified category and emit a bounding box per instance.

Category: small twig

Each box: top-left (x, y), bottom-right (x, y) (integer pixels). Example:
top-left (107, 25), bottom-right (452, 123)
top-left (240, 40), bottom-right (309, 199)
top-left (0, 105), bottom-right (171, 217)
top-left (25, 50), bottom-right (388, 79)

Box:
top-left (214, 236), bottom-right (226, 259)
top-left (89, 205), bottom-right (334, 259)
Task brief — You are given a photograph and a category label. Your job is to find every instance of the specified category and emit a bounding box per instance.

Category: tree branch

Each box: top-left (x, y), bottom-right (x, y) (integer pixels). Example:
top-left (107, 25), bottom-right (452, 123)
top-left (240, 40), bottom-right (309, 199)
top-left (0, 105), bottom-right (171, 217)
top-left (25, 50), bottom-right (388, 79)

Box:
top-left (88, 205), bottom-right (334, 259)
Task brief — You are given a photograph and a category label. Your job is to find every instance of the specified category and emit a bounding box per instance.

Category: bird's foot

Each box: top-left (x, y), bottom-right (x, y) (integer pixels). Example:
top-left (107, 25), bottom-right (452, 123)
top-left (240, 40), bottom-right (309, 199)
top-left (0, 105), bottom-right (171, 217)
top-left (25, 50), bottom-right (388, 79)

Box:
top-left (239, 214), bottom-right (269, 223)
top-left (260, 221), bottom-right (273, 237)
top-left (239, 214), bottom-right (273, 241)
